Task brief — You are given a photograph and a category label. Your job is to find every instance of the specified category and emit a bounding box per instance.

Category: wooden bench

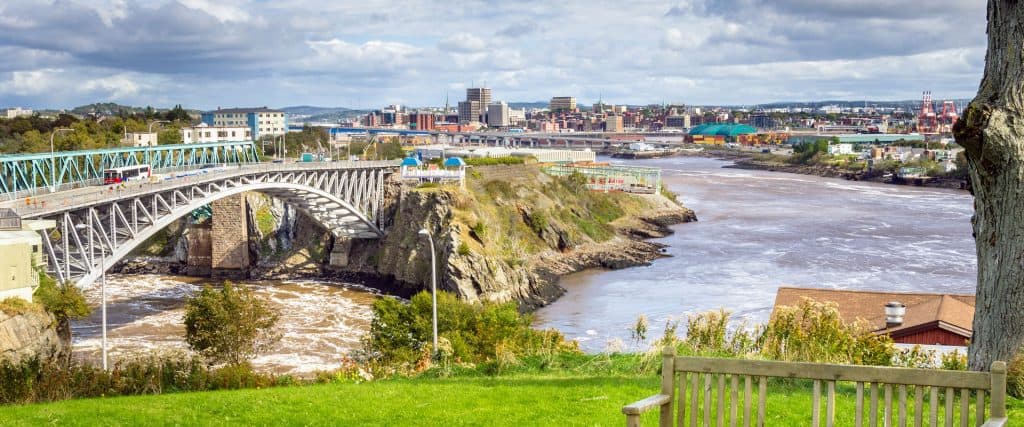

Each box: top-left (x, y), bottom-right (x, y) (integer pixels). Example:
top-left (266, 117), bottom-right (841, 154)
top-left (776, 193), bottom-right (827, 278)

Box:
top-left (623, 347), bottom-right (1007, 427)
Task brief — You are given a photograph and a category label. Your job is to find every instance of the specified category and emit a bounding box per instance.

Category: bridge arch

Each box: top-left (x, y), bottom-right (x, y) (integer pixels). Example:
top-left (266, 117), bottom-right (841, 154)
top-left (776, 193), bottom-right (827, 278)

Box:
top-left (21, 164), bottom-right (393, 288)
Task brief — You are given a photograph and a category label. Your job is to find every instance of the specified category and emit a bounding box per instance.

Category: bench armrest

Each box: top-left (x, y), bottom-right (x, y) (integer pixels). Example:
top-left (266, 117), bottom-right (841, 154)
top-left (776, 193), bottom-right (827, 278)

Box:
top-left (981, 418), bottom-right (1007, 427)
top-left (622, 394), bottom-right (672, 416)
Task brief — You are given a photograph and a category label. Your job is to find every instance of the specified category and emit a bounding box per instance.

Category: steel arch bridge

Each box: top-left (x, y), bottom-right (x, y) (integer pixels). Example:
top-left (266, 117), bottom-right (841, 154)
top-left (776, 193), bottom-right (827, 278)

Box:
top-left (5, 161), bottom-right (396, 287)
top-left (0, 141), bottom-right (260, 197)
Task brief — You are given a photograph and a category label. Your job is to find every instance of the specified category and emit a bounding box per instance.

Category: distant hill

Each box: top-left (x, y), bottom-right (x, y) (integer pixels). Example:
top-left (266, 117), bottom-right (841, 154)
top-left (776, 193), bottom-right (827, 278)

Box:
top-left (508, 101), bottom-right (549, 110)
top-left (281, 106), bottom-right (372, 123)
top-left (751, 99), bottom-right (972, 110)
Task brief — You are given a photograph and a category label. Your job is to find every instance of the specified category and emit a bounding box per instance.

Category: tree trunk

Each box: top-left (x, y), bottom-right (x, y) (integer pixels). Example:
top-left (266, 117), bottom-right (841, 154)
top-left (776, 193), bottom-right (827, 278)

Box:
top-left (955, 0), bottom-right (1024, 371)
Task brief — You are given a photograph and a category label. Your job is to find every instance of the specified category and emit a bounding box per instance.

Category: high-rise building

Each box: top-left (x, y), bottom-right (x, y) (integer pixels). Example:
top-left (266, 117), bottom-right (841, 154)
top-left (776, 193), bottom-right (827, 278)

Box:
top-left (466, 87), bottom-right (492, 105)
top-left (459, 87), bottom-right (492, 124)
top-left (487, 102), bottom-right (510, 128)
top-left (666, 114), bottom-right (691, 129)
top-left (458, 101), bottom-right (481, 124)
top-left (550, 97), bottom-right (576, 112)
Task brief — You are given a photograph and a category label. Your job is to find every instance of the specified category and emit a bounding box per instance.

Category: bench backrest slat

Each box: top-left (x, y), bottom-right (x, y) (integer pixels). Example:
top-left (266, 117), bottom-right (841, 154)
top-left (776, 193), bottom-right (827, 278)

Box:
top-left (674, 357), bottom-right (991, 389)
top-left (660, 354), bottom-right (1006, 427)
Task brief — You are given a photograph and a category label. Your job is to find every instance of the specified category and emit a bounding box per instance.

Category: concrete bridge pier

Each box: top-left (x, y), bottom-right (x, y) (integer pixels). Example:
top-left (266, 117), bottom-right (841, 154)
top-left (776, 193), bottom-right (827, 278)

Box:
top-left (211, 193), bottom-right (251, 278)
top-left (328, 238), bottom-right (352, 268)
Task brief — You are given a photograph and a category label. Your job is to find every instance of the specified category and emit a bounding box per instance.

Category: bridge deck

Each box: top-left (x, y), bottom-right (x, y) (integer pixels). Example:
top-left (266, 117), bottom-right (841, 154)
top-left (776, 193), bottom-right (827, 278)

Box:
top-left (3, 160), bottom-right (398, 218)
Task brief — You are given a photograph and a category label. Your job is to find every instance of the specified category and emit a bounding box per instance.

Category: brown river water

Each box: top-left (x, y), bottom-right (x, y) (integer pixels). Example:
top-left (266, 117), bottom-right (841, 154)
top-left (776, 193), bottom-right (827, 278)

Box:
top-left (71, 156), bottom-right (977, 372)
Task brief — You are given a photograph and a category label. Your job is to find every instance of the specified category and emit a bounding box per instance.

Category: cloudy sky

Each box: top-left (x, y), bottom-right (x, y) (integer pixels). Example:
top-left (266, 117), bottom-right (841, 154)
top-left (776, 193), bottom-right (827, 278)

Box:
top-left (0, 0), bottom-right (987, 110)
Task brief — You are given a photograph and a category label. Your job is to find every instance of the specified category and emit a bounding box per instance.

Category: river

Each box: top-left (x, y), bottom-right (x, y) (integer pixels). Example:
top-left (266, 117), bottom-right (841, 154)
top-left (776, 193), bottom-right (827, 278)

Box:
top-left (534, 156), bottom-right (977, 352)
top-left (71, 156), bottom-right (978, 370)
top-left (72, 276), bottom-right (379, 375)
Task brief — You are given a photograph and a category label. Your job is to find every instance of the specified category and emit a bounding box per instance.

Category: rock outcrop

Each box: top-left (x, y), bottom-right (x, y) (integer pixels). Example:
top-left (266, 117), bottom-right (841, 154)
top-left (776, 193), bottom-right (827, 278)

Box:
top-left (0, 306), bottom-right (67, 364)
top-left (333, 165), bottom-right (697, 310)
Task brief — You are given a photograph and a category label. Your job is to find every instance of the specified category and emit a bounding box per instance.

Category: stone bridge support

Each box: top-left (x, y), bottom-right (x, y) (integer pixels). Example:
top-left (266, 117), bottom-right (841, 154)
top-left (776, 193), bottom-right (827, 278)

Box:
top-left (211, 193), bottom-right (251, 276)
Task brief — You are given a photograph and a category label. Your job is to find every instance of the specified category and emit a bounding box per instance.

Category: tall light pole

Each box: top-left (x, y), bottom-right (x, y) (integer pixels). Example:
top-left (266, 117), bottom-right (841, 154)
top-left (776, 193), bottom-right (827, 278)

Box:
top-left (100, 248), bottom-right (107, 371)
top-left (418, 228), bottom-right (438, 357)
top-left (147, 120), bottom-right (169, 134)
top-left (75, 223), bottom-right (108, 370)
top-left (49, 128), bottom-right (73, 192)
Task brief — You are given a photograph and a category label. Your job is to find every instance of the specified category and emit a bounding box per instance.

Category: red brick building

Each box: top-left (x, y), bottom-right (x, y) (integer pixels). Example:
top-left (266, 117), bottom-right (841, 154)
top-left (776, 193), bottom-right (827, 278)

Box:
top-left (772, 287), bottom-right (974, 346)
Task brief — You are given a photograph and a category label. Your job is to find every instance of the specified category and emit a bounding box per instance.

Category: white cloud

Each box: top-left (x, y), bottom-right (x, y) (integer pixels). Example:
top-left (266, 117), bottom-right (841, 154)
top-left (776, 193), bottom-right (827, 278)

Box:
top-left (176, 0), bottom-right (251, 23)
top-left (438, 33), bottom-right (486, 53)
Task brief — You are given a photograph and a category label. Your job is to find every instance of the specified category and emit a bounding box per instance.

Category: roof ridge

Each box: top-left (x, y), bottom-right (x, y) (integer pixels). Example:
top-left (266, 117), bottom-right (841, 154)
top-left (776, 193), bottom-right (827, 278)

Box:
top-left (776, 286), bottom-right (973, 298)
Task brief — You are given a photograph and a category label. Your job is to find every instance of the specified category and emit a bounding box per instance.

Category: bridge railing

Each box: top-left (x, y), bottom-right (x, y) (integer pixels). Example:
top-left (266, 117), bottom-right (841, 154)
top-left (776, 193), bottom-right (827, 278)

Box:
top-left (3, 160), bottom-right (398, 217)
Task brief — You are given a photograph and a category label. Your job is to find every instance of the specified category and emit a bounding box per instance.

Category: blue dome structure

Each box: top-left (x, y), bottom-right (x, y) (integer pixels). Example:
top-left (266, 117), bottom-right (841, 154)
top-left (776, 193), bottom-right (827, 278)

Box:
top-left (401, 157), bottom-right (423, 167)
top-left (443, 157), bottom-right (466, 168)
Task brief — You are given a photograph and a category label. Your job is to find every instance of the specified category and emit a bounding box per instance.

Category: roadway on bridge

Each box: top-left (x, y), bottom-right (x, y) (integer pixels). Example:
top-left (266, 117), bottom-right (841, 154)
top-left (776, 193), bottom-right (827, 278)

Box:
top-left (2, 160), bottom-right (398, 218)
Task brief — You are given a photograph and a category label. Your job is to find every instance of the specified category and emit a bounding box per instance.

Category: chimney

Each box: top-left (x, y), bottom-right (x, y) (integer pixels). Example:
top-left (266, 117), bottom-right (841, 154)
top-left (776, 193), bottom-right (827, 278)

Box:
top-left (884, 301), bottom-right (906, 328)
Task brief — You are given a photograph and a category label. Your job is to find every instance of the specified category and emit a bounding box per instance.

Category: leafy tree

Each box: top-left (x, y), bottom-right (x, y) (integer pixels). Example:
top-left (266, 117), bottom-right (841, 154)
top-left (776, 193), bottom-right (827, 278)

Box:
top-left (954, 0), bottom-right (1024, 370)
top-left (164, 104), bottom-right (191, 122)
top-left (183, 282), bottom-right (280, 366)
top-left (33, 271), bottom-right (90, 365)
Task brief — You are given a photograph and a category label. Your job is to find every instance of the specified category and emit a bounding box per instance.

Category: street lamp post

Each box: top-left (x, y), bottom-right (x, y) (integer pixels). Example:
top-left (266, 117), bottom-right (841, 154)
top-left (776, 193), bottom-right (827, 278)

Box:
top-left (147, 120), bottom-right (169, 134)
top-left (49, 128), bottom-right (73, 192)
top-left (418, 228), bottom-right (438, 357)
top-left (75, 223), bottom-right (108, 370)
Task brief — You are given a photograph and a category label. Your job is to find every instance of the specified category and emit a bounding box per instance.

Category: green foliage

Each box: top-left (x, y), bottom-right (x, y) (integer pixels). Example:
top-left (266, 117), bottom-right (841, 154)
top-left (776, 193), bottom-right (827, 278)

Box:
top-left (526, 210), bottom-right (549, 234)
top-left (940, 349), bottom-right (967, 371)
top-left (759, 299), bottom-right (895, 365)
top-left (470, 221), bottom-right (486, 239)
top-left (0, 297), bottom-right (39, 316)
top-left (362, 292), bottom-right (577, 372)
top-left (183, 283), bottom-right (280, 366)
top-left (660, 186), bottom-right (680, 203)
top-left (0, 355), bottom-right (280, 405)
top-left (457, 242), bottom-right (471, 256)
top-left (254, 205), bottom-right (277, 236)
top-left (463, 156), bottom-right (525, 166)
top-left (33, 271), bottom-right (90, 321)
top-left (1009, 351), bottom-right (1024, 398)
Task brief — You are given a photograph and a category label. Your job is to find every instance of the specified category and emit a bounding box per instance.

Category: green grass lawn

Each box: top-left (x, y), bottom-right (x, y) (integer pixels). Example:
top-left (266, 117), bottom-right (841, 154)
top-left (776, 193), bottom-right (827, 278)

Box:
top-left (3, 373), bottom-right (1023, 426)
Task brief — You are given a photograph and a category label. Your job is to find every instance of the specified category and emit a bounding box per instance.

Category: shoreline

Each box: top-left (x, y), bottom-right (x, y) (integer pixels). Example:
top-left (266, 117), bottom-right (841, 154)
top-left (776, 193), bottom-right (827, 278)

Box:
top-left (114, 194), bottom-right (699, 312)
top-left (676, 148), bottom-right (970, 191)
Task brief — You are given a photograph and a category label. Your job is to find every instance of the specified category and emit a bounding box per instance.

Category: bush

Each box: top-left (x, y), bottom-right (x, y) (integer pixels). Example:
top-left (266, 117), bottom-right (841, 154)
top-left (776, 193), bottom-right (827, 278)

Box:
top-left (362, 292), bottom-right (577, 372)
top-left (184, 282), bottom-right (280, 366)
top-left (526, 210), bottom-right (549, 234)
top-left (457, 242), bottom-right (471, 256)
top-left (464, 156), bottom-right (525, 166)
top-left (760, 298), bottom-right (894, 365)
top-left (0, 355), bottom-right (280, 405)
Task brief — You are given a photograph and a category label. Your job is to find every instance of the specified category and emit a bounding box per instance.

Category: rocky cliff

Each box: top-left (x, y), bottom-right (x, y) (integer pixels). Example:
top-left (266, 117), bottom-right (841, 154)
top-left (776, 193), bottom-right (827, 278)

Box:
top-left (117, 164), bottom-right (697, 310)
top-left (334, 165), bottom-right (696, 309)
top-left (0, 302), bottom-right (68, 364)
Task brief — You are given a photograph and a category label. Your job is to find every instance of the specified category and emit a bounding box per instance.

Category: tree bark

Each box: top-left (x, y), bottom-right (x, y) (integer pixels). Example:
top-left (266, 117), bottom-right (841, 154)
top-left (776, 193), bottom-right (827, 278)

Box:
top-left (955, 0), bottom-right (1024, 371)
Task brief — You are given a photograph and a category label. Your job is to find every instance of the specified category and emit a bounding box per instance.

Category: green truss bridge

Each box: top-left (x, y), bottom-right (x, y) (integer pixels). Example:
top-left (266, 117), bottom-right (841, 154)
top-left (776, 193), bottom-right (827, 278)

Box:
top-left (0, 141), bottom-right (259, 197)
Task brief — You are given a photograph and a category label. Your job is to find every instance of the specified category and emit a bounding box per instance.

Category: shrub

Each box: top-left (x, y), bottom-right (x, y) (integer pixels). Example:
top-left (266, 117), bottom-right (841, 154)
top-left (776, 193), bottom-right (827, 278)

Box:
top-left (183, 282), bottom-right (281, 366)
top-left (33, 270), bottom-right (89, 362)
top-left (464, 156), bottom-right (525, 166)
top-left (940, 349), bottom-right (967, 371)
top-left (526, 210), bottom-right (549, 234)
top-left (0, 297), bottom-right (38, 316)
top-left (0, 354), bottom-right (279, 405)
top-left (362, 291), bottom-right (577, 372)
top-left (759, 298), bottom-right (894, 365)
top-left (457, 242), bottom-right (471, 256)
top-left (1008, 351), bottom-right (1024, 398)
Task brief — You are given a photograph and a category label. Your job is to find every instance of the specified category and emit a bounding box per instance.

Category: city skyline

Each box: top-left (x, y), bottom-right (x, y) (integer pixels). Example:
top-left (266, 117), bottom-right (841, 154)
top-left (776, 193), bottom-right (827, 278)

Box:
top-left (0, 0), bottom-right (987, 109)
